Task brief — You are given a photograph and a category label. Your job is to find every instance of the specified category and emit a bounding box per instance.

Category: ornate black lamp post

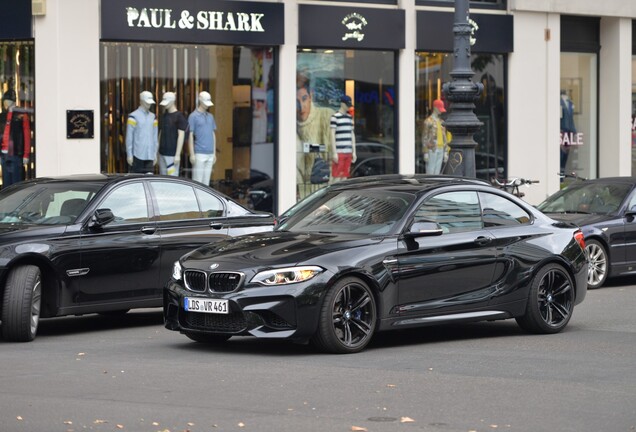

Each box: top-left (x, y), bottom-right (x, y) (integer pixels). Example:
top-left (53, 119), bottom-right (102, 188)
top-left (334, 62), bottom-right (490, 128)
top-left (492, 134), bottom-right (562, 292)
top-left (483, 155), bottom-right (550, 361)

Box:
top-left (442, 0), bottom-right (483, 178)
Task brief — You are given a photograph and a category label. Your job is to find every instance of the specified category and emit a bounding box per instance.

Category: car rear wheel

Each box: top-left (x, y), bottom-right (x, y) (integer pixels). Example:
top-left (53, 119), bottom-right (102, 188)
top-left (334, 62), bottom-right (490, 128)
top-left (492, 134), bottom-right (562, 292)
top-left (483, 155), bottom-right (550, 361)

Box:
top-left (516, 263), bottom-right (574, 334)
top-left (185, 332), bottom-right (231, 344)
top-left (1, 265), bottom-right (42, 342)
top-left (585, 239), bottom-right (608, 289)
top-left (312, 277), bottom-right (377, 354)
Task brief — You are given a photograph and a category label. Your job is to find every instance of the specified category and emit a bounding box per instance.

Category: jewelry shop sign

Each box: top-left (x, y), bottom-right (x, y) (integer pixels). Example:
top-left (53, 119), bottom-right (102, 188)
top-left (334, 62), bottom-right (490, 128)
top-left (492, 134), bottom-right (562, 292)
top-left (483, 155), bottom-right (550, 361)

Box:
top-left (101, 0), bottom-right (284, 46)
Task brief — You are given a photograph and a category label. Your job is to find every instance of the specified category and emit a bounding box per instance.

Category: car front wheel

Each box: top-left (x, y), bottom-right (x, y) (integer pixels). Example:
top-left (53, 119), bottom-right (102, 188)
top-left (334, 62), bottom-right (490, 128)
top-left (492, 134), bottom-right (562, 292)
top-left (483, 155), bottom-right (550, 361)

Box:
top-left (312, 277), bottom-right (377, 354)
top-left (1, 265), bottom-right (42, 342)
top-left (585, 239), bottom-right (608, 289)
top-left (516, 263), bottom-right (574, 334)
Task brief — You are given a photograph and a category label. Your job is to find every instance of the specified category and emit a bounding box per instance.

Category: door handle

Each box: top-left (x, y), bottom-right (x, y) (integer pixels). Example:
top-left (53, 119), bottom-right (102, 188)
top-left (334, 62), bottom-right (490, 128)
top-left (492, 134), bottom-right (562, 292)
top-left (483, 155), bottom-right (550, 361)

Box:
top-left (474, 236), bottom-right (493, 246)
top-left (210, 222), bottom-right (224, 230)
top-left (141, 226), bottom-right (156, 235)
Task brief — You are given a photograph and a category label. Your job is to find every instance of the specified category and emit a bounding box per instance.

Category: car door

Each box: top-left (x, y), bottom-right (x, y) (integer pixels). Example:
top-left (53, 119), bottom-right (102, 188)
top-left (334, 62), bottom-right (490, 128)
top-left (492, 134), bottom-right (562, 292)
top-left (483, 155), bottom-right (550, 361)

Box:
top-left (147, 180), bottom-right (230, 286)
top-left (620, 189), bottom-right (636, 266)
top-left (396, 190), bottom-right (498, 314)
top-left (77, 181), bottom-right (161, 306)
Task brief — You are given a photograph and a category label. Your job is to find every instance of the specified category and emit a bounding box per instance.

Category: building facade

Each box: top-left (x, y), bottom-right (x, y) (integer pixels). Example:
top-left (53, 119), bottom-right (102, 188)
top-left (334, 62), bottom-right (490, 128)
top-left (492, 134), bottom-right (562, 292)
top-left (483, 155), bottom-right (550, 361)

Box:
top-left (0, 0), bottom-right (634, 213)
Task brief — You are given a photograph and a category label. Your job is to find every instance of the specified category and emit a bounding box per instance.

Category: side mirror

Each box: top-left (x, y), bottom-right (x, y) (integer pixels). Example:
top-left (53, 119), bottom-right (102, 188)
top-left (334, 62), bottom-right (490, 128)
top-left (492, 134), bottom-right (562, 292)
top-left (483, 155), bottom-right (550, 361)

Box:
top-left (405, 221), bottom-right (443, 238)
top-left (89, 208), bottom-right (115, 228)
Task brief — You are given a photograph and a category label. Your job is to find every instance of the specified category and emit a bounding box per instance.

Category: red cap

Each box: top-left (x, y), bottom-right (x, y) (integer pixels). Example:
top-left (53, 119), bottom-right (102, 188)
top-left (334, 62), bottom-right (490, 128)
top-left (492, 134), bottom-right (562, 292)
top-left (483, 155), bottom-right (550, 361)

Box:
top-left (433, 99), bottom-right (446, 113)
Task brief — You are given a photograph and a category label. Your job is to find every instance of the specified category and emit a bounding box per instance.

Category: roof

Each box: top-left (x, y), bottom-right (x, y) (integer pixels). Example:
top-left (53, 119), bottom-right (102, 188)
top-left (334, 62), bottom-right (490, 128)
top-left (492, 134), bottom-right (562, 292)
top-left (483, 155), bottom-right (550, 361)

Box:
top-left (327, 174), bottom-right (490, 193)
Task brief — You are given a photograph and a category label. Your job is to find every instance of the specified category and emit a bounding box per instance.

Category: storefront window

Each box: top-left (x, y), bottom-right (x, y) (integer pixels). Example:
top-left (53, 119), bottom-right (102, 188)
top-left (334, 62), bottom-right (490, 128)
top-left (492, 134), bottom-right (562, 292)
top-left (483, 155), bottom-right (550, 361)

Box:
top-left (415, 52), bottom-right (506, 180)
top-left (100, 43), bottom-right (276, 213)
top-left (296, 49), bottom-right (396, 200)
top-left (0, 42), bottom-right (35, 188)
top-left (560, 52), bottom-right (598, 181)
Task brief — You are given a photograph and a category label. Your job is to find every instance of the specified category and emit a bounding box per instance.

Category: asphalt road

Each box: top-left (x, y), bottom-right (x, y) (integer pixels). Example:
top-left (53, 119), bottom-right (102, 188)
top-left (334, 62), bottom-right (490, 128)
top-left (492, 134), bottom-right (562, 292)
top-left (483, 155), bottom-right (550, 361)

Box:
top-left (1, 279), bottom-right (635, 432)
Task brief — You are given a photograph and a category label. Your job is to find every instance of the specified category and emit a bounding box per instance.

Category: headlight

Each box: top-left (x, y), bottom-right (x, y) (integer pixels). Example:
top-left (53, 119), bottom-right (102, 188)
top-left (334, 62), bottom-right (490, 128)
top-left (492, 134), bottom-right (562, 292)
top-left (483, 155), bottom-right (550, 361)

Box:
top-left (172, 261), bottom-right (183, 280)
top-left (251, 266), bottom-right (323, 286)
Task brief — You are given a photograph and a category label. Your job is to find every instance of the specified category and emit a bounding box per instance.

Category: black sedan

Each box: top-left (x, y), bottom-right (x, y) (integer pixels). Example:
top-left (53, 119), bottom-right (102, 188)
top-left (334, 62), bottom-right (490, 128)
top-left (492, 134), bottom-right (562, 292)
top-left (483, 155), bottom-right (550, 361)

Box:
top-left (537, 176), bottom-right (636, 289)
top-left (0, 174), bottom-right (274, 342)
top-left (164, 175), bottom-right (588, 353)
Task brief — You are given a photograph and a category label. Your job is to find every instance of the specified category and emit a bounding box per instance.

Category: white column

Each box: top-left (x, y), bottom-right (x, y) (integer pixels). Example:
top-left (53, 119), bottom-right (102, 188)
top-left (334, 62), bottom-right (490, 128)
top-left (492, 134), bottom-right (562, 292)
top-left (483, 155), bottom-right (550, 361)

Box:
top-left (599, 17), bottom-right (632, 177)
top-left (34, 0), bottom-right (101, 177)
top-left (507, 12), bottom-right (561, 205)
top-left (398, 0), bottom-right (416, 175)
top-left (276, 0), bottom-right (298, 215)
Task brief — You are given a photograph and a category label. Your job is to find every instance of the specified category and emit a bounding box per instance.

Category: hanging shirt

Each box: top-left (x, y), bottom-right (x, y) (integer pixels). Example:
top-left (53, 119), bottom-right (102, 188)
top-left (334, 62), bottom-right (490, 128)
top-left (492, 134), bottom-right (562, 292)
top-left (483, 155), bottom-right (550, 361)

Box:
top-left (188, 110), bottom-right (216, 155)
top-left (126, 107), bottom-right (158, 161)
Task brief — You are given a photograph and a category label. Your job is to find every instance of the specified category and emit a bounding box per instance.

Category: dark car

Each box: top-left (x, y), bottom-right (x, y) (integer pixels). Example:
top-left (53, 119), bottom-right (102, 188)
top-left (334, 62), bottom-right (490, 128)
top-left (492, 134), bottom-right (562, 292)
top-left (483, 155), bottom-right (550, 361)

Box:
top-left (537, 177), bottom-right (636, 289)
top-left (0, 174), bottom-right (274, 342)
top-left (164, 175), bottom-right (588, 353)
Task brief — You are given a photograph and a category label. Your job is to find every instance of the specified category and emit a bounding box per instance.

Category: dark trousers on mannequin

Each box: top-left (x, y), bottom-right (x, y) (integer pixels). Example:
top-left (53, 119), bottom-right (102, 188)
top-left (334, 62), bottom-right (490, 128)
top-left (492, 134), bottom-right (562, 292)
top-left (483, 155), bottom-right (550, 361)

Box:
top-left (1, 155), bottom-right (24, 188)
top-left (130, 156), bottom-right (154, 174)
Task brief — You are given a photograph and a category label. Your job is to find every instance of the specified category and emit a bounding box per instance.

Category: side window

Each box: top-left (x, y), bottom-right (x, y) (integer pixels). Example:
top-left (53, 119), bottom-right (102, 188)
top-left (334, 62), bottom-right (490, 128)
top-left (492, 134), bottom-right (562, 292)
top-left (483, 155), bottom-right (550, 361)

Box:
top-left (626, 192), bottom-right (636, 212)
top-left (99, 183), bottom-right (149, 224)
top-left (150, 182), bottom-right (201, 221)
top-left (479, 192), bottom-right (531, 227)
top-left (415, 191), bottom-right (482, 234)
top-left (195, 188), bottom-right (225, 218)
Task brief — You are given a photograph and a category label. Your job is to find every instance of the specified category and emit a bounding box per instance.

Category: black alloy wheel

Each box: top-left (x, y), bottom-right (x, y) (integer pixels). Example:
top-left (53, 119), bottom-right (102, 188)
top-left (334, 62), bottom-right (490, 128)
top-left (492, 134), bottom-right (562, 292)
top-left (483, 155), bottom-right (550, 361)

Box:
top-left (585, 239), bottom-right (608, 289)
top-left (516, 263), bottom-right (575, 334)
top-left (313, 277), bottom-right (377, 354)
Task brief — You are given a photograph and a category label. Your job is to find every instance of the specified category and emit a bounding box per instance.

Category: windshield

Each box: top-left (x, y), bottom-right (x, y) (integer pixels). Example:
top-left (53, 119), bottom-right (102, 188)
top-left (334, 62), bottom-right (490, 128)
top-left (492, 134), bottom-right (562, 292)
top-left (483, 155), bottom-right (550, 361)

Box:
top-left (277, 189), bottom-right (414, 235)
top-left (0, 182), bottom-right (102, 225)
top-left (537, 182), bottom-right (632, 215)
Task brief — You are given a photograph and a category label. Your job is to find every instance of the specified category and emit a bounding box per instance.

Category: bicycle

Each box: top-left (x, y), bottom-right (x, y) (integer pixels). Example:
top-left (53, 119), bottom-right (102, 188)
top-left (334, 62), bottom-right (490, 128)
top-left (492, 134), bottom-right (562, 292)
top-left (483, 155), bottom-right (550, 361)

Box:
top-left (491, 177), bottom-right (539, 199)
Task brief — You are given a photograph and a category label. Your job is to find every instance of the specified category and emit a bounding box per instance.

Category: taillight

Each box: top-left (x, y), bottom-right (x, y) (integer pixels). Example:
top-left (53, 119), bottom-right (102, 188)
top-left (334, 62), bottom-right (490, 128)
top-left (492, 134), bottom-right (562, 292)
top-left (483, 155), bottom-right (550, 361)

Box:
top-left (574, 230), bottom-right (585, 250)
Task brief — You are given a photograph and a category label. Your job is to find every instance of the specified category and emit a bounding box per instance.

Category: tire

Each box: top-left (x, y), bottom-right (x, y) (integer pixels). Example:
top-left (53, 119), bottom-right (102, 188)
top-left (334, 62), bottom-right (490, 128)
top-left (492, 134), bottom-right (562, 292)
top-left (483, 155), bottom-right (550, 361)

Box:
top-left (516, 263), bottom-right (575, 334)
top-left (1, 265), bottom-right (42, 342)
top-left (585, 239), bottom-right (608, 289)
top-left (312, 277), bottom-right (377, 354)
top-left (185, 332), bottom-right (231, 344)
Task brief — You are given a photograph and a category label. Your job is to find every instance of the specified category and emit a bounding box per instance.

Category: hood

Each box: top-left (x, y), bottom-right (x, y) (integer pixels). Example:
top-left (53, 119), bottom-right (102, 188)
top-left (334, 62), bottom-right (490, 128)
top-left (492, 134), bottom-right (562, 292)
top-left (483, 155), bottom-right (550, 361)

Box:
top-left (182, 230), bottom-right (380, 271)
top-left (0, 223), bottom-right (68, 244)
top-left (543, 212), bottom-right (615, 227)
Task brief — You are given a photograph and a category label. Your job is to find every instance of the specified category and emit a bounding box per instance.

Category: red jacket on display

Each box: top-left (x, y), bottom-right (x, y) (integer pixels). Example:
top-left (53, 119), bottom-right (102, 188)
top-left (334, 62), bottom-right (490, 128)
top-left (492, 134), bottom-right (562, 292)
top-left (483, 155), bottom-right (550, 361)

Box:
top-left (1, 110), bottom-right (31, 159)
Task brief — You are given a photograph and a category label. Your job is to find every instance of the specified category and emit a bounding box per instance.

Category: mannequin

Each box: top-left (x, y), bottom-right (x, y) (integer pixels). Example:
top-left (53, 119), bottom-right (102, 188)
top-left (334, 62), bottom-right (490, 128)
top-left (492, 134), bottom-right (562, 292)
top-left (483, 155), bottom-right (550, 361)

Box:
top-left (158, 92), bottom-right (187, 176)
top-left (0, 89), bottom-right (31, 187)
top-left (126, 90), bottom-right (158, 174)
top-left (329, 95), bottom-right (356, 182)
top-left (560, 90), bottom-right (576, 174)
top-left (188, 91), bottom-right (217, 185)
top-left (422, 99), bottom-right (450, 175)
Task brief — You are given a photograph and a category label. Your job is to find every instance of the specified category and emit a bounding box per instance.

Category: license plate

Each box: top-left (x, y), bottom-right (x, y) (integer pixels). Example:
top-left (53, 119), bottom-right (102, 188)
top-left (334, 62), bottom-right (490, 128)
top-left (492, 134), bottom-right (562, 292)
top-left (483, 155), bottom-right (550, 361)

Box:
top-left (184, 297), bottom-right (229, 314)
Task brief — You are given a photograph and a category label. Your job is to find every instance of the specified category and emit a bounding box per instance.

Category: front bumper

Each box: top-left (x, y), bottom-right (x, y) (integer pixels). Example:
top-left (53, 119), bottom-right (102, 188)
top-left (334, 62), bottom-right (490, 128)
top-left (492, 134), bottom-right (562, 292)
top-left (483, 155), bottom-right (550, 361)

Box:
top-left (163, 278), bottom-right (326, 342)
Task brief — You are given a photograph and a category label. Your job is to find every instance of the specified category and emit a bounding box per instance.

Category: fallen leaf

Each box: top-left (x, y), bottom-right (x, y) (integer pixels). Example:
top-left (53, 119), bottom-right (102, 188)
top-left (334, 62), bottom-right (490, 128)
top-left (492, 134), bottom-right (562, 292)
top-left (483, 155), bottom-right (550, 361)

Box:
top-left (116, 424), bottom-right (124, 429)
top-left (351, 427), bottom-right (368, 431)
top-left (77, 352), bottom-right (85, 356)
top-left (238, 422), bottom-right (245, 428)
top-left (400, 417), bottom-right (415, 423)
top-left (16, 416), bottom-right (23, 421)
top-left (152, 422), bottom-right (159, 426)
top-left (386, 384), bottom-right (396, 388)
top-left (64, 421), bottom-right (73, 425)
top-left (187, 422), bottom-right (194, 426)
top-left (93, 419), bottom-right (107, 424)
top-left (490, 425), bottom-right (498, 428)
